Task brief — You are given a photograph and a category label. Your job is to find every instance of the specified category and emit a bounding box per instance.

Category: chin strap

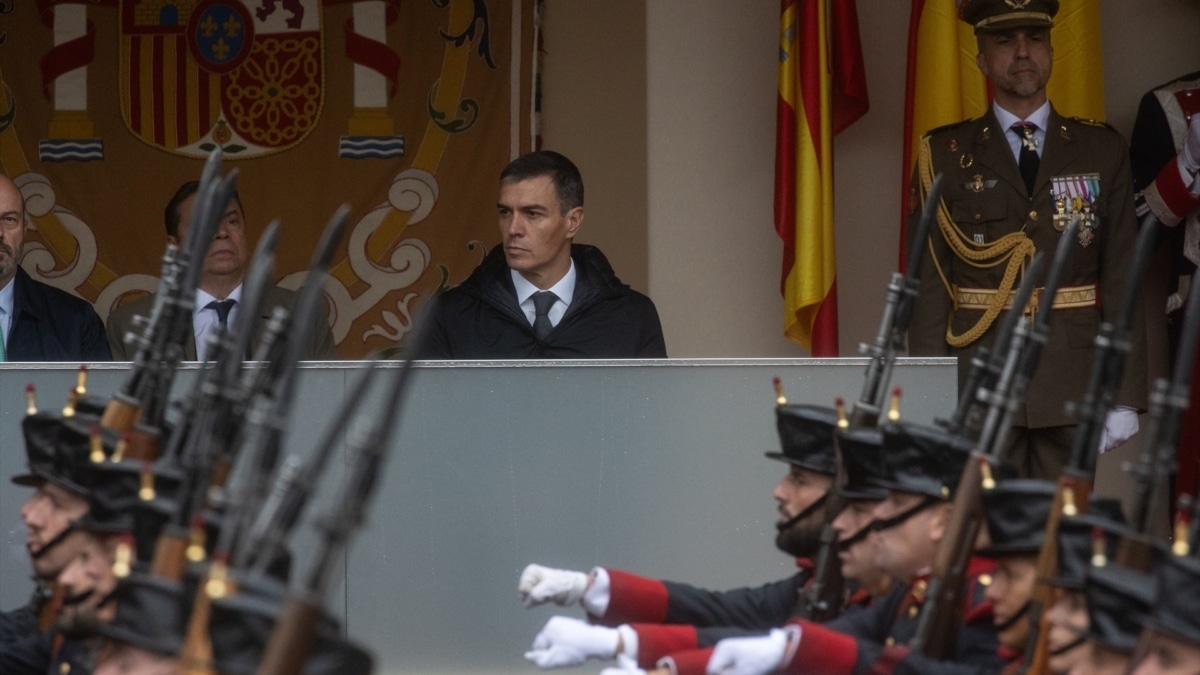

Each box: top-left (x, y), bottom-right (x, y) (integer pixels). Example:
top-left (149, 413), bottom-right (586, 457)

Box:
top-left (838, 518), bottom-right (879, 551)
top-left (994, 600), bottom-right (1031, 632)
top-left (870, 496), bottom-right (940, 534)
top-left (1048, 630), bottom-right (1088, 657)
top-left (30, 522), bottom-right (76, 561)
top-left (775, 491), bottom-right (829, 533)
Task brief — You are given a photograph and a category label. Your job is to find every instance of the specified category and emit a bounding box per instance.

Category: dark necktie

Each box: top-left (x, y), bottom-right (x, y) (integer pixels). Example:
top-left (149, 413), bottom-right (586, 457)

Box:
top-left (1011, 122), bottom-right (1040, 196)
top-left (532, 291), bottom-right (557, 340)
top-left (206, 298), bottom-right (237, 327)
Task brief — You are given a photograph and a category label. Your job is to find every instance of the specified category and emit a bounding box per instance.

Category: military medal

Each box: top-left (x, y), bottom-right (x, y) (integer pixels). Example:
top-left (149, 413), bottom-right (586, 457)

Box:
top-left (960, 153), bottom-right (974, 169)
top-left (947, 138), bottom-right (959, 151)
top-left (1018, 124), bottom-right (1038, 151)
top-left (1051, 173), bottom-right (1102, 246)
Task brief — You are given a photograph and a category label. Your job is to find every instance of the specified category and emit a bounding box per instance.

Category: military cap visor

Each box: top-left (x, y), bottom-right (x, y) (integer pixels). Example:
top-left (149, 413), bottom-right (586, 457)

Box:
top-left (765, 404), bottom-right (839, 476)
top-left (959, 0), bottom-right (1058, 32)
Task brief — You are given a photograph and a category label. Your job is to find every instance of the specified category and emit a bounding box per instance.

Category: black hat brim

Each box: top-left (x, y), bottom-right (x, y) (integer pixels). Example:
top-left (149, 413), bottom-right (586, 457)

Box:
top-left (764, 451), bottom-right (836, 476)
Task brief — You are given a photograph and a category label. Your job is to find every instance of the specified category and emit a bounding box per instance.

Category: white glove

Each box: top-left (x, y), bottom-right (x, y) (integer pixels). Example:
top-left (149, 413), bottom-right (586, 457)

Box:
top-left (519, 564), bottom-right (589, 608)
top-left (1098, 406), bottom-right (1139, 454)
top-left (707, 628), bottom-right (793, 675)
top-left (600, 655), bottom-right (648, 675)
top-left (525, 616), bottom-right (620, 669)
top-left (1182, 114), bottom-right (1200, 175)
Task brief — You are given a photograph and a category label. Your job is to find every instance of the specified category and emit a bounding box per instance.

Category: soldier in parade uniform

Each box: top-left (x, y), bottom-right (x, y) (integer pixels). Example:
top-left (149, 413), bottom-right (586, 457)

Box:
top-left (905, 0), bottom-right (1146, 479)
top-left (518, 403), bottom-right (840, 669)
top-left (670, 422), bottom-right (1001, 675)
top-left (1039, 500), bottom-right (1126, 675)
top-left (1128, 72), bottom-right (1200, 498)
top-left (975, 480), bottom-right (1057, 668)
top-left (1069, 561), bottom-right (1154, 675)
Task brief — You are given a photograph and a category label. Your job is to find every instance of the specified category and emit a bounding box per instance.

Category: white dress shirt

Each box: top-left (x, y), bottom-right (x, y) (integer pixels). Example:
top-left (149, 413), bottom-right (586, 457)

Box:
top-left (193, 284), bottom-right (243, 362)
top-left (993, 100), bottom-right (1051, 162)
top-left (0, 275), bottom-right (13, 353)
top-left (511, 261), bottom-right (576, 329)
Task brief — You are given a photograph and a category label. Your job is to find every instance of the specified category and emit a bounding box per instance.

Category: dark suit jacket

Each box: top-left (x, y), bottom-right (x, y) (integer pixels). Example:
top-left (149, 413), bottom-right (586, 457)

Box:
top-left (105, 285), bottom-right (336, 360)
top-left (6, 267), bottom-right (111, 361)
top-left (906, 107), bottom-right (1147, 428)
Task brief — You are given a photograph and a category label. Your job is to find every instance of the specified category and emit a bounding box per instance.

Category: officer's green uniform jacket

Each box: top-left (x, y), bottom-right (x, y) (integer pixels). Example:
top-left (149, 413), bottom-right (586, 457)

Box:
top-left (906, 105), bottom-right (1147, 428)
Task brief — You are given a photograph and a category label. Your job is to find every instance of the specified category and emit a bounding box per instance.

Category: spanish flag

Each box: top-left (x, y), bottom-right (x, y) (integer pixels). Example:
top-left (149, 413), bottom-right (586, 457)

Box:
top-left (776, 0), bottom-right (868, 356)
top-left (899, 0), bottom-right (1106, 270)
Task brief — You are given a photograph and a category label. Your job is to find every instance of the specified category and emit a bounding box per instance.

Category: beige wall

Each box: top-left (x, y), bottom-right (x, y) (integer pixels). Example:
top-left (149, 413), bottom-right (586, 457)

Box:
top-left (542, 0), bottom-right (1200, 358)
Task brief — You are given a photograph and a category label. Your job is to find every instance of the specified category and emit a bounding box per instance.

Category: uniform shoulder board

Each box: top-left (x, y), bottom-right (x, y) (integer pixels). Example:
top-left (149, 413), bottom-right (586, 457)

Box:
top-left (922, 118), bottom-right (975, 139)
top-left (1069, 116), bottom-right (1118, 133)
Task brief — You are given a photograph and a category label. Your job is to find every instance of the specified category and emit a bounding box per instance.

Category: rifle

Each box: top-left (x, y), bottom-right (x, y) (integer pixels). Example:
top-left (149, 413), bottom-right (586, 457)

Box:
top-left (253, 310), bottom-right (430, 675)
top-left (1117, 260), bottom-right (1200, 571)
top-left (218, 206), bottom-right (350, 566)
top-left (1021, 216), bottom-right (1161, 673)
top-left (910, 252), bottom-right (1047, 659)
top-left (796, 175), bottom-right (945, 622)
top-left (854, 172), bottom-right (943, 427)
top-left (103, 158), bottom-right (236, 463)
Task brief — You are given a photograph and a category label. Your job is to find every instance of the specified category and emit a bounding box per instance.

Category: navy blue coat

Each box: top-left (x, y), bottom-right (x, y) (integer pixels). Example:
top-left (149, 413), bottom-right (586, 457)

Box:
top-left (7, 268), bottom-right (111, 362)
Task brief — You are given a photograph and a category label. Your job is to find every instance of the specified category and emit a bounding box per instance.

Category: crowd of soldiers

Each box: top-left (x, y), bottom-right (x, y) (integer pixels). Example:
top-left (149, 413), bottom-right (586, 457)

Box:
top-left (0, 151), bottom-right (413, 675)
top-left (514, 210), bottom-right (1200, 675)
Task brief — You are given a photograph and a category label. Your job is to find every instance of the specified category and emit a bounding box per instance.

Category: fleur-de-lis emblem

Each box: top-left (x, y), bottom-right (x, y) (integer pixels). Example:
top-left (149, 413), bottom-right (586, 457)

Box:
top-left (199, 13), bottom-right (218, 38)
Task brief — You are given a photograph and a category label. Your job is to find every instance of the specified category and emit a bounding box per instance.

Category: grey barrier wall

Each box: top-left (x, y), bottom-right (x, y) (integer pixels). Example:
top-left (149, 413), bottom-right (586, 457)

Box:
top-left (0, 359), bottom-right (956, 674)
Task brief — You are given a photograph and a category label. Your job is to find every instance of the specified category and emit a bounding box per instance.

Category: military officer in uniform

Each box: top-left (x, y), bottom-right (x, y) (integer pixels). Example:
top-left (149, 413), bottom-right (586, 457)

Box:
top-left (905, 0), bottom-right (1147, 479)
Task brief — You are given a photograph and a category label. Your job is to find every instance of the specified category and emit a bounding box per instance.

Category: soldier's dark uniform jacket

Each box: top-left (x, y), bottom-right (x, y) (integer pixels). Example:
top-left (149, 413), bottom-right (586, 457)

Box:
top-left (584, 404), bottom-right (841, 668)
top-left (0, 605), bottom-right (37, 645)
top-left (590, 561), bottom-right (814, 668)
top-left (656, 559), bottom-right (999, 675)
top-left (906, 107), bottom-right (1147, 429)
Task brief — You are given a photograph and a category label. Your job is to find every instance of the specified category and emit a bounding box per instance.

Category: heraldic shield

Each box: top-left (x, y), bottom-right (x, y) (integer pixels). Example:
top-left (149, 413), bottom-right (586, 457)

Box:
top-left (119, 0), bottom-right (323, 158)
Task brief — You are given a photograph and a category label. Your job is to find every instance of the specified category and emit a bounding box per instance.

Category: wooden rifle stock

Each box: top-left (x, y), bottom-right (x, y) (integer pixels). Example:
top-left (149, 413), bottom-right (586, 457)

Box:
top-left (100, 395), bottom-right (141, 433)
top-left (150, 528), bottom-right (190, 581)
top-left (1023, 473), bottom-right (1091, 674)
top-left (254, 598), bottom-right (323, 675)
top-left (911, 456), bottom-right (985, 659)
top-left (36, 582), bottom-right (64, 632)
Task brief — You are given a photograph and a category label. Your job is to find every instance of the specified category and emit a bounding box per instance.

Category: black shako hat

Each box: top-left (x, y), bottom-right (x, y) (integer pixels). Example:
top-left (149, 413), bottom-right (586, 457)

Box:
top-left (75, 458), bottom-right (182, 534)
top-left (979, 479), bottom-right (1056, 556)
top-left (209, 583), bottom-right (374, 675)
top-left (12, 412), bottom-right (103, 496)
top-left (958, 0), bottom-right (1058, 33)
top-left (876, 421), bottom-right (973, 500)
top-left (99, 571), bottom-right (188, 657)
top-left (1046, 497), bottom-right (1126, 590)
top-left (1143, 552), bottom-right (1200, 647)
top-left (766, 404), bottom-right (839, 476)
top-left (839, 426), bottom-right (887, 501)
top-left (1084, 564), bottom-right (1154, 654)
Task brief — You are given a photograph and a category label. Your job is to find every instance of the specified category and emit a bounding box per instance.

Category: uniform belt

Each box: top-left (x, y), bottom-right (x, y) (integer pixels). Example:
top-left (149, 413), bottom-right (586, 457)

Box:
top-left (954, 284), bottom-right (1097, 314)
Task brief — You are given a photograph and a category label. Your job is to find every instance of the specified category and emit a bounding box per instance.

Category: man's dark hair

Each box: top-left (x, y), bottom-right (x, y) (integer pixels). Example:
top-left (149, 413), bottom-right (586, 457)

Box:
top-left (499, 151), bottom-right (584, 214)
top-left (164, 180), bottom-right (243, 238)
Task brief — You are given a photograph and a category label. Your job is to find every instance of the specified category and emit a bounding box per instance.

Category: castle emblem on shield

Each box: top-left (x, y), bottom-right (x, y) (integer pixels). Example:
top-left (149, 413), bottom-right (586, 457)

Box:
top-left (119, 0), bottom-right (323, 158)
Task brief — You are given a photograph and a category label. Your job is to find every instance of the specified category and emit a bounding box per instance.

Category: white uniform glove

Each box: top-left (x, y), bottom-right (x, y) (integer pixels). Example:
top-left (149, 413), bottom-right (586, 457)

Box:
top-left (600, 655), bottom-right (648, 675)
top-left (707, 628), bottom-right (794, 675)
top-left (1098, 406), bottom-right (1139, 454)
top-left (519, 564), bottom-right (589, 608)
top-left (525, 616), bottom-right (620, 668)
top-left (1182, 114), bottom-right (1200, 176)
